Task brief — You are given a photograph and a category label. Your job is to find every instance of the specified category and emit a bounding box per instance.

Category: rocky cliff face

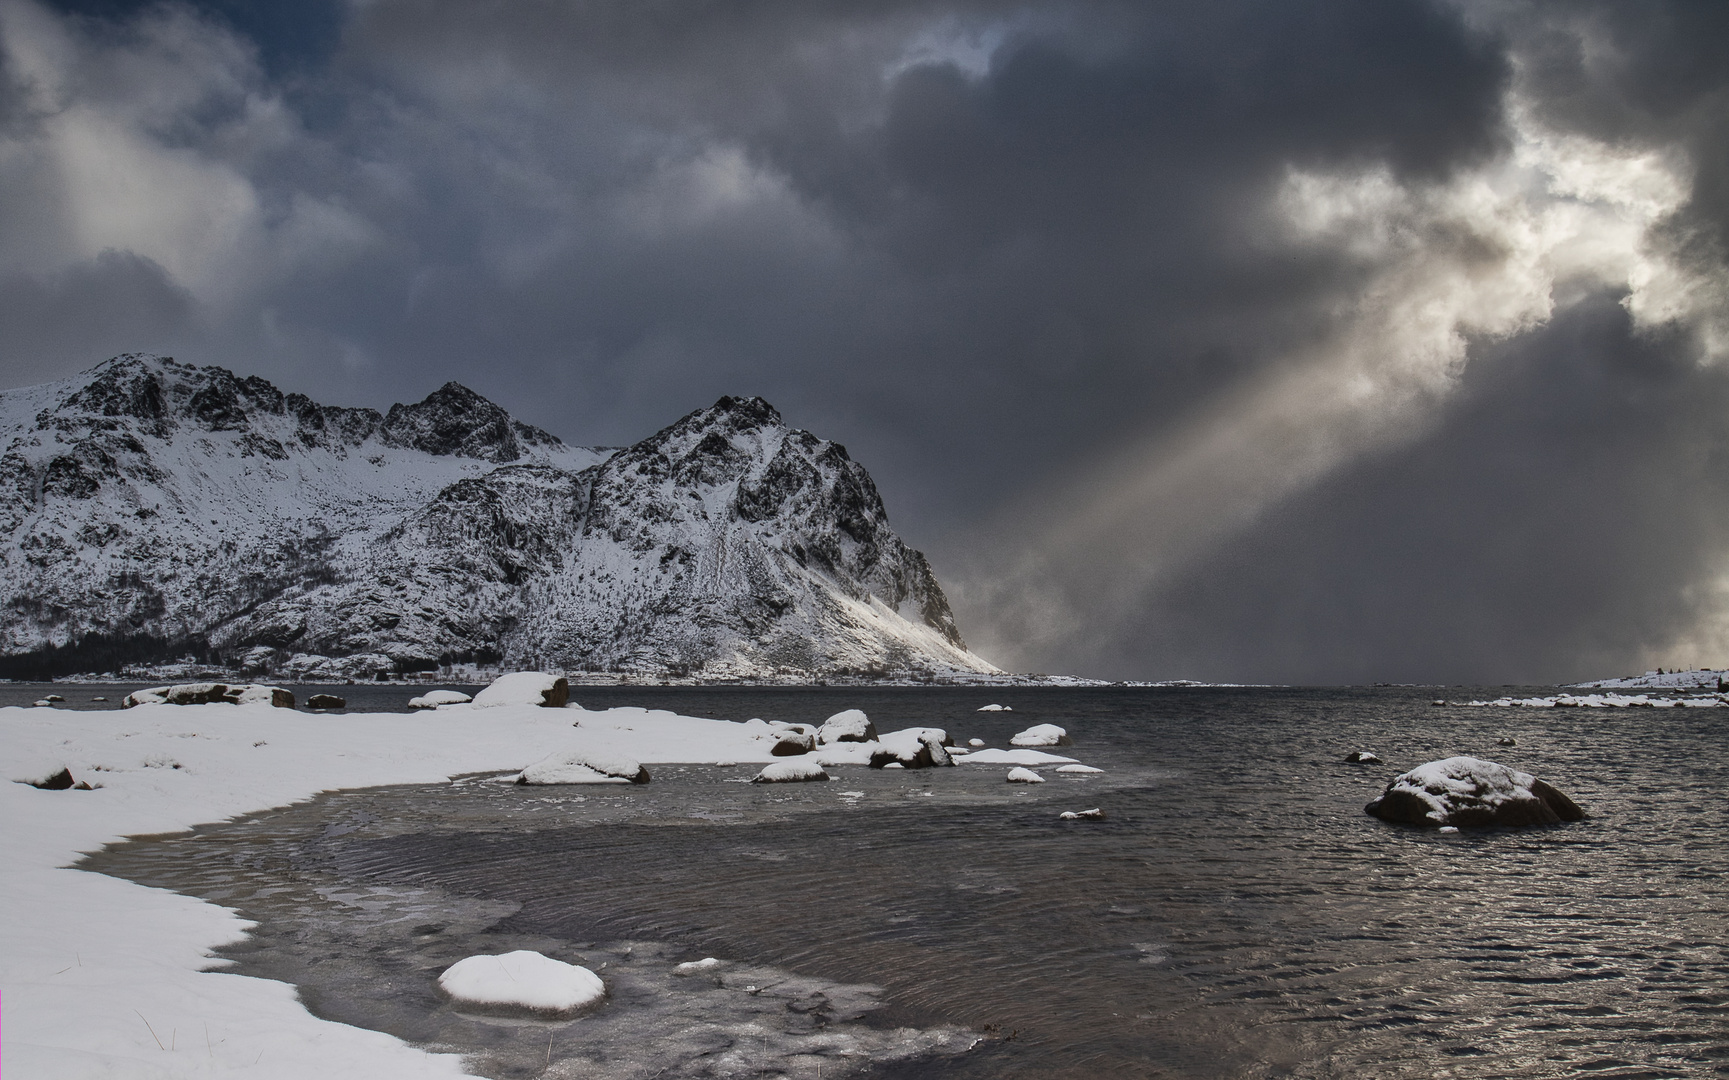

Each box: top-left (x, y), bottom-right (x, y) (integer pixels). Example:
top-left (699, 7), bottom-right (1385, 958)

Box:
top-left (0, 355), bottom-right (997, 680)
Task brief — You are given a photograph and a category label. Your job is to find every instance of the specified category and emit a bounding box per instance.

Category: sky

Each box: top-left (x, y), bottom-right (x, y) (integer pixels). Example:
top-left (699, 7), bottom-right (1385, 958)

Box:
top-left (2, 0), bottom-right (1727, 684)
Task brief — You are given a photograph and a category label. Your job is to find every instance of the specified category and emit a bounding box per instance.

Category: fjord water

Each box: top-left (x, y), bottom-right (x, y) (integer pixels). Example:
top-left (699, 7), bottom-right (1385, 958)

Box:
top-left (84, 687), bottom-right (1729, 1078)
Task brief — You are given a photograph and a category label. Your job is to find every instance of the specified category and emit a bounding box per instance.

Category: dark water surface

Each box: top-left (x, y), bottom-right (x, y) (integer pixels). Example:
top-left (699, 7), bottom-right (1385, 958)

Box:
top-left (82, 687), bottom-right (1729, 1078)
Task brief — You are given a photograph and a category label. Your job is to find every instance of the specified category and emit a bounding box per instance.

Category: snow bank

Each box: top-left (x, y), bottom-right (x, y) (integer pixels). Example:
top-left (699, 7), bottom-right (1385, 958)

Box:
top-left (817, 709), bottom-right (877, 744)
top-left (1006, 767), bottom-right (1045, 783)
top-left (752, 759), bottom-right (830, 783)
top-left (959, 748), bottom-right (1077, 766)
top-left (1010, 723), bottom-right (1071, 747)
top-left (408, 690), bottom-right (472, 708)
top-left (518, 745), bottom-right (650, 784)
top-left (1364, 756), bottom-right (1586, 828)
top-left (438, 950), bottom-right (604, 1015)
top-left (471, 671), bottom-right (569, 708)
top-left (0, 696), bottom-right (841, 1079)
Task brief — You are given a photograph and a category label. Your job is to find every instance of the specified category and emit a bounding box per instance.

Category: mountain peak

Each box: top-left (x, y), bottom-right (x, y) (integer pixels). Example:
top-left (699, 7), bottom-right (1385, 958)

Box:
top-left (382, 381), bottom-right (561, 463)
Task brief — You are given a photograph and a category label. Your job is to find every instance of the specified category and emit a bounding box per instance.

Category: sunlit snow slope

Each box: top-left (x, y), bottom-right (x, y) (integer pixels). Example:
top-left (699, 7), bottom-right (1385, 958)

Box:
top-left (0, 355), bottom-right (997, 680)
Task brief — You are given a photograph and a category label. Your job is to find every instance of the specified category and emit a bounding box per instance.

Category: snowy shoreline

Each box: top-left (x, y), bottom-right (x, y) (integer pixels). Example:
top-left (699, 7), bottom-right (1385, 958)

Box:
top-left (0, 695), bottom-right (1084, 1077)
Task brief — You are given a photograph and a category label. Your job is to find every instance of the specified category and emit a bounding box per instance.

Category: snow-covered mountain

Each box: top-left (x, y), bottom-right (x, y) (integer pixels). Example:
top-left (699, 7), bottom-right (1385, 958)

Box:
top-left (0, 355), bottom-right (999, 681)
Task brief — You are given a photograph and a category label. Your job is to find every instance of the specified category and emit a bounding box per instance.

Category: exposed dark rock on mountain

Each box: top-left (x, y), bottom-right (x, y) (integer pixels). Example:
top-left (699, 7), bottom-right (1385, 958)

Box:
top-left (0, 355), bottom-right (997, 681)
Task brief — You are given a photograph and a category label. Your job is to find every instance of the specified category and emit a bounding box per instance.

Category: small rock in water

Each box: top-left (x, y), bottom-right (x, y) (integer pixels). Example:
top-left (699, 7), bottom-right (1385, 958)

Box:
top-left (976, 704), bottom-right (1011, 712)
top-left (1059, 807), bottom-right (1106, 820)
top-left (32, 699), bottom-right (53, 707)
top-left (1006, 767), bottom-right (1045, 784)
top-left (1344, 750), bottom-right (1382, 764)
top-left (969, 738), bottom-right (986, 747)
top-left (44, 694), bottom-right (64, 702)
top-left (1055, 763), bottom-right (1104, 774)
top-left (1497, 737), bottom-right (1517, 747)
top-left (1365, 756), bottom-right (1584, 828)
top-left (306, 693), bottom-right (347, 710)
top-left (90, 696), bottom-right (107, 702)
top-left (751, 759), bottom-right (829, 783)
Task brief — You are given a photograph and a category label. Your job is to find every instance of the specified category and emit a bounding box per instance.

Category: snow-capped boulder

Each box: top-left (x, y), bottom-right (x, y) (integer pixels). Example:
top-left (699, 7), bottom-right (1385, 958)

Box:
top-left (751, 760), bottom-right (830, 783)
top-left (1059, 808), bottom-right (1105, 820)
top-left (1010, 724), bottom-right (1071, 747)
top-left (473, 672), bottom-right (569, 708)
top-left (123, 683), bottom-right (295, 708)
top-left (408, 689), bottom-right (472, 708)
top-left (674, 958), bottom-right (723, 975)
top-left (1364, 756), bottom-right (1584, 828)
top-left (767, 729), bottom-right (816, 756)
top-left (1343, 750), bottom-right (1381, 764)
top-left (869, 728), bottom-right (954, 769)
top-left (976, 704), bottom-right (1011, 712)
top-left (1006, 767), bottom-right (1045, 783)
top-left (438, 951), bottom-right (604, 1015)
top-left (518, 747), bottom-right (650, 785)
top-left (817, 709), bottom-right (878, 744)
top-left (305, 694), bottom-right (346, 710)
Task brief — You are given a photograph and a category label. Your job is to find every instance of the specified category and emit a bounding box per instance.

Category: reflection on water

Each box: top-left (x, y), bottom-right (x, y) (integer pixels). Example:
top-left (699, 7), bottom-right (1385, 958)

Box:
top-left (83, 688), bottom-right (1729, 1078)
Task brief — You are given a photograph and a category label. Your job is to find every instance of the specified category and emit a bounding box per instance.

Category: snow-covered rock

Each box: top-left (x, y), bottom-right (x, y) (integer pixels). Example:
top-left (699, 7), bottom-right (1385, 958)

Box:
top-left (305, 693), bottom-right (346, 710)
top-left (1344, 750), bottom-right (1381, 764)
top-left (817, 709), bottom-right (878, 744)
top-left (870, 728), bottom-right (954, 769)
top-left (0, 356), bottom-right (1001, 682)
top-left (409, 689), bottom-right (473, 708)
top-left (518, 746), bottom-right (650, 784)
top-left (1059, 808), bottom-right (1105, 820)
top-left (968, 738), bottom-right (985, 747)
top-left (1006, 767), bottom-right (1045, 783)
top-left (976, 703), bottom-right (1011, 711)
top-left (1054, 763), bottom-right (1102, 774)
top-left (674, 957), bottom-right (724, 974)
top-left (1364, 756), bottom-right (1585, 828)
top-left (751, 759), bottom-right (830, 783)
top-left (473, 672), bottom-right (569, 708)
top-left (1010, 723), bottom-right (1071, 747)
top-left (122, 683), bottom-right (294, 708)
top-left (438, 950), bottom-right (605, 1015)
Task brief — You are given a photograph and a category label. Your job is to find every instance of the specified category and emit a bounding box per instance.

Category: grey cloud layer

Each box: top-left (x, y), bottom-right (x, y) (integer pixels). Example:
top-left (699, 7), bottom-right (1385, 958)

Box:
top-left (4, 0), bottom-right (1727, 681)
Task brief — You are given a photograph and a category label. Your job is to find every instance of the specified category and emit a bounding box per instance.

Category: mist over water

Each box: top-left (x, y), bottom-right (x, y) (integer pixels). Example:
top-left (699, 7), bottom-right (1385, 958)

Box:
top-left (84, 687), bottom-right (1729, 1078)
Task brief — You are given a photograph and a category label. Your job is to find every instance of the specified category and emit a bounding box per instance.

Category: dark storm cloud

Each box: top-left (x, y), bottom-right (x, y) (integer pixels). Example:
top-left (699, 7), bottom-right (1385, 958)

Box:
top-left (3, 0), bottom-right (1727, 680)
top-left (0, 251), bottom-right (195, 387)
top-left (1081, 294), bottom-right (1729, 684)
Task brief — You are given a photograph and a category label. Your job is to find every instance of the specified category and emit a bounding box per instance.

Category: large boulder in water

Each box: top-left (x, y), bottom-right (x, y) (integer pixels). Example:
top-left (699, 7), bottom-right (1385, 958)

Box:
top-left (1365, 756), bottom-right (1584, 828)
top-left (817, 709), bottom-right (878, 744)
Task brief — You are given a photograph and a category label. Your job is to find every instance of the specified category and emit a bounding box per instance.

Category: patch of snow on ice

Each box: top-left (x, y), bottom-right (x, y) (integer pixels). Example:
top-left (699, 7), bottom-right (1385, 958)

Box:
top-left (438, 950), bottom-right (604, 1014)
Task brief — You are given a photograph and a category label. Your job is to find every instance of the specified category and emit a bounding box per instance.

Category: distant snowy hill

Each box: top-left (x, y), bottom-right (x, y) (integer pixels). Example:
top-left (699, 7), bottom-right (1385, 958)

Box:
top-left (0, 355), bottom-right (999, 680)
